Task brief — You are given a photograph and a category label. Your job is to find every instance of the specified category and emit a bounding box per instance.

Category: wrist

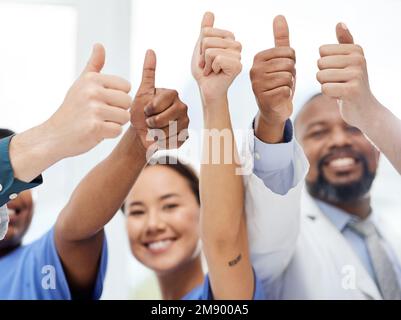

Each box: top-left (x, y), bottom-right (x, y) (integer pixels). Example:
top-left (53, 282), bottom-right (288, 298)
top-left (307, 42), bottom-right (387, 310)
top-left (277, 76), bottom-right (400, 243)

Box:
top-left (255, 112), bottom-right (287, 144)
top-left (199, 85), bottom-right (229, 106)
top-left (355, 95), bottom-right (382, 132)
top-left (9, 122), bottom-right (61, 182)
top-left (201, 95), bottom-right (229, 120)
top-left (125, 126), bottom-right (148, 157)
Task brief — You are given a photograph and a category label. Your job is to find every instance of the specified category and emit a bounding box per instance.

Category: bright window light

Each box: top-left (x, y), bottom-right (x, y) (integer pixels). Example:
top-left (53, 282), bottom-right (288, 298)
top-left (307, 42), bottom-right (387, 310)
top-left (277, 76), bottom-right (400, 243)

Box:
top-left (0, 2), bottom-right (77, 132)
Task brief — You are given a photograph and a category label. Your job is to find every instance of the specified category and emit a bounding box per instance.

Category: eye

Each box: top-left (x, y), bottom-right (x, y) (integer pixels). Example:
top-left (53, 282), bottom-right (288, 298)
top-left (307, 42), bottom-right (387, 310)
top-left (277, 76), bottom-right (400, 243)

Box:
top-left (309, 129), bottom-right (328, 139)
top-left (162, 203), bottom-right (179, 211)
top-left (128, 210), bottom-right (145, 216)
top-left (346, 126), bottom-right (362, 135)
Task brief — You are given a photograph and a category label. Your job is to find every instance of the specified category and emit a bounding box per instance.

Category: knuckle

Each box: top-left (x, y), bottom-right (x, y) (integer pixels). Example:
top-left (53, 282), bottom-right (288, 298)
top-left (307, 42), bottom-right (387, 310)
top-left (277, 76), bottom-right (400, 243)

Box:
top-left (234, 41), bottom-right (242, 52)
top-left (319, 45), bottom-right (326, 56)
top-left (317, 58), bottom-right (324, 70)
top-left (316, 71), bottom-right (323, 83)
top-left (321, 84), bottom-right (327, 95)
top-left (355, 44), bottom-right (364, 54)
top-left (122, 111), bottom-right (130, 124)
top-left (90, 120), bottom-right (102, 137)
top-left (83, 72), bottom-right (96, 82)
top-left (85, 86), bottom-right (101, 100)
top-left (170, 89), bottom-right (179, 98)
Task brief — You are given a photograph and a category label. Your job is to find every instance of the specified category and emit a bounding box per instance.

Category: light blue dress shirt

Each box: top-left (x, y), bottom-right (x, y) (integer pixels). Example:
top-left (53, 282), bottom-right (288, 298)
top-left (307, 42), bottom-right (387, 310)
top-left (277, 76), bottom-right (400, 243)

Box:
top-left (315, 199), bottom-right (401, 289)
top-left (253, 119), bottom-right (295, 195)
top-left (252, 119), bottom-right (401, 290)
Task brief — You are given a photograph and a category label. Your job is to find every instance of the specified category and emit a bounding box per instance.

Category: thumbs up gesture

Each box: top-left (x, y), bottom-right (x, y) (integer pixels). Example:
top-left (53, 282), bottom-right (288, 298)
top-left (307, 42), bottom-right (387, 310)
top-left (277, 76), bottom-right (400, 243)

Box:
top-left (46, 43), bottom-right (132, 158)
top-left (131, 50), bottom-right (189, 152)
top-left (191, 12), bottom-right (243, 103)
top-left (317, 23), bottom-right (379, 128)
top-left (250, 15), bottom-right (296, 139)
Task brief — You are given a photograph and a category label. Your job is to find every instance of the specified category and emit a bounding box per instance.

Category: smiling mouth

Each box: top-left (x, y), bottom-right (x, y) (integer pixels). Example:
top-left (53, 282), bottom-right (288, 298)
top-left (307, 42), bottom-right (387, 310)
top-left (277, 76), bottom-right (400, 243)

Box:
top-left (326, 157), bottom-right (358, 170)
top-left (144, 238), bottom-right (176, 253)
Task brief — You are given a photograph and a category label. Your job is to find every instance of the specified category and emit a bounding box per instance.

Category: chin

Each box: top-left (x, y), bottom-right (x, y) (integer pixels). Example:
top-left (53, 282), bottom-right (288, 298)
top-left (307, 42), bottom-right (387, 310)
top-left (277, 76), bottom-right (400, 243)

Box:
top-left (146, 258), bottom-right (184, 276)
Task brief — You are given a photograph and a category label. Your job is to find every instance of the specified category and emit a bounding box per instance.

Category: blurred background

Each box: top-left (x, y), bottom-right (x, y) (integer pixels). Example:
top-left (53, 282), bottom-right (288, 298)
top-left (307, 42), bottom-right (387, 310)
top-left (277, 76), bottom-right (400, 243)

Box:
top-left (0, 0), bottom-right (400, 299)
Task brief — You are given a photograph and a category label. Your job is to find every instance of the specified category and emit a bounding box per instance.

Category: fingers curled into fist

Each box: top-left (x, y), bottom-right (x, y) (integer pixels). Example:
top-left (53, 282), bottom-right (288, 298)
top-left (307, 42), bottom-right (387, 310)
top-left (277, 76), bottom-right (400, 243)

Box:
top-left (192, 12), bottom-right (243, 102)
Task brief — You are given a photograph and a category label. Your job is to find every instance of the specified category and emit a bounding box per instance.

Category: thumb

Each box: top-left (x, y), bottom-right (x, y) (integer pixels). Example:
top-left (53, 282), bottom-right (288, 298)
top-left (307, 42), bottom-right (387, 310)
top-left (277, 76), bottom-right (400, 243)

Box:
top-left (273, 15), bottom-right (290, 47)
top-left (201, 11), bottom-right (215, 29)
top-left (82, 43), bottom-right (105, 74)
top-left (336, 22), bottom-right (354, 44)
top-left (139, 49), bottom-right (156, 93)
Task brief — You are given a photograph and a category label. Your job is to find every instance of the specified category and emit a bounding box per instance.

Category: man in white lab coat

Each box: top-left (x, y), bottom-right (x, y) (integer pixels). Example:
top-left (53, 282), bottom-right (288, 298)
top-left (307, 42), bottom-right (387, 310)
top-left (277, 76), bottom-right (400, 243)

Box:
top-left (245, 17), bottom-right (401, 299)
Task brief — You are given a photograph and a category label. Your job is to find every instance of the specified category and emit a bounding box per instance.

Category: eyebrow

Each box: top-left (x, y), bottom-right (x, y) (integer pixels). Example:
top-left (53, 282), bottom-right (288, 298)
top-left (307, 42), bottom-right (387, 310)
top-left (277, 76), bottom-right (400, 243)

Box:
top-left (159, 193), bottom-right (180, 201)
top-left (128, 193), bottom-right (180, 208)
top-left (128, 201), bottom-right (144, 208)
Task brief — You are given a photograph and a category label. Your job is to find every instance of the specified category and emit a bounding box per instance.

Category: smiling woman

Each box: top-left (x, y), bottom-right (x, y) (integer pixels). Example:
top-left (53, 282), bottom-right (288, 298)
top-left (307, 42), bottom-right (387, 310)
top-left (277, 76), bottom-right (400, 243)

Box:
top-left (122, 156), bottom-right (204, 299)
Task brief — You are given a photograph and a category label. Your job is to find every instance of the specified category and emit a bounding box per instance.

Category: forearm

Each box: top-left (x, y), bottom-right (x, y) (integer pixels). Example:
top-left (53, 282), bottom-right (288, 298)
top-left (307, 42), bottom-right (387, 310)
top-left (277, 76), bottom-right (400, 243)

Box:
top-left (57, 126), bottom-right (147, 241)
top-left (9, 120), bottom-right (63, 182)
top-left (358, 101), bottom-right (401, 174)
top-left (200, 96), bottom-right (245, 248)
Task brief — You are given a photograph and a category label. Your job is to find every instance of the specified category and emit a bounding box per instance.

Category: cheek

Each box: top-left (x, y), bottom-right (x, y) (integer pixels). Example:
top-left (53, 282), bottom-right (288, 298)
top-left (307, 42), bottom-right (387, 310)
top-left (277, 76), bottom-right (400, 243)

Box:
top-left (126, 219), bottom-right (144, 251)
top-left (367, 148), bottom-right (380, 172)
top-left (172, 208), bottom-right (200, 240)
top-left (303, 144), bottom-right (321, 182)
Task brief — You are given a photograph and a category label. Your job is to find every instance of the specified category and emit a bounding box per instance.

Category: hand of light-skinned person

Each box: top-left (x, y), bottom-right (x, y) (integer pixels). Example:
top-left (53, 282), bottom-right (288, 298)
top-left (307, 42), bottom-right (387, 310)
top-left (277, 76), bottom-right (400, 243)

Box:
top-left (191, 12), bottom-right (242, 105)
top-left (9, 43), bottom-right (132, 182)
top-left (250, 15), bottom-right (296, 143)
top-left (317, 23), bottom-right (401, 174)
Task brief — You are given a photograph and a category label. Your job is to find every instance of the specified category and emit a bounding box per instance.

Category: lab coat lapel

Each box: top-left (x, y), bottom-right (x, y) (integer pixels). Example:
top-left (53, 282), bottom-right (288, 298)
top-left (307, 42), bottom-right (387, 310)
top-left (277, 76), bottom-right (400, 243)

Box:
top-left (302, 193), bottom-right (382, 300)
top-left (374, 215), bottom-right (401, 266)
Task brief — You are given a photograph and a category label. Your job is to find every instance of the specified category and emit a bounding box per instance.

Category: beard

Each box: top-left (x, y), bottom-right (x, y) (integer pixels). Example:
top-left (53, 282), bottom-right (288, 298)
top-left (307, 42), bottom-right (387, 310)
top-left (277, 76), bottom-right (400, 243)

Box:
top-left (306, 149), bottom-right (376, 204)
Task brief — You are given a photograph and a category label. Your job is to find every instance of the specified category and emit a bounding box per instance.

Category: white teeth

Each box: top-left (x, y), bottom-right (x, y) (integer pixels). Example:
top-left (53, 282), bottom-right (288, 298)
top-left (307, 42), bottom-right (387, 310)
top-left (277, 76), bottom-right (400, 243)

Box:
top-left (147, 239), bottom-right (172, 251)
top-left (329, 157), bottom-right (356, 168)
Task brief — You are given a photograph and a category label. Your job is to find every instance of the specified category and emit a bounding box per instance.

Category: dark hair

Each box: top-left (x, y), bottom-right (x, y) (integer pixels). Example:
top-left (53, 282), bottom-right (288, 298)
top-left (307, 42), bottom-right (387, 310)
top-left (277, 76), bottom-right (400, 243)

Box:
top-left (121, 155), bottom-right (200, 213)
top-left (0, 128), bottom-right (16, 140)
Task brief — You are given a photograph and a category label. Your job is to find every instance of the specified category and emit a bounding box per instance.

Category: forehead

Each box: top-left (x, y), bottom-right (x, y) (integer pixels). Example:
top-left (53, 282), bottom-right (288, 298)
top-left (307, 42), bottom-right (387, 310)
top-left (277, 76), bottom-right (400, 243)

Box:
top-left (296, 95), bottom-right (344, 131)
top-left (128, 165), bottom-right (190, 201)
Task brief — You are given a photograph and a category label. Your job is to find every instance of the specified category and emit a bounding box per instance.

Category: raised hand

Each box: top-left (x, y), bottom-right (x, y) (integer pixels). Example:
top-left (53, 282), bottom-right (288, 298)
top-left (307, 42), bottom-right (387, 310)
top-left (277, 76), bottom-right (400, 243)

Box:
top-left (317, 23), bottom-right (378, 128)
top-left (47, 43), bottom-right (132, 157)
top-left (192, 12), bottom-right (242, 103)
top-left (131, 50), bottom-right (189, 153)
top-left (250, 15), bottom-right (296, 136)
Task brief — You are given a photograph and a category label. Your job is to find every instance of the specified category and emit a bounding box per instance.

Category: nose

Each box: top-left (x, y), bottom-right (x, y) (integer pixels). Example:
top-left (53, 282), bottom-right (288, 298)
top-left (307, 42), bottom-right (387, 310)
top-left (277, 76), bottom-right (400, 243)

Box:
top-left (327, 126), bottom-right (353, 150)
top-left (145, 209), bottom-right (165, 235)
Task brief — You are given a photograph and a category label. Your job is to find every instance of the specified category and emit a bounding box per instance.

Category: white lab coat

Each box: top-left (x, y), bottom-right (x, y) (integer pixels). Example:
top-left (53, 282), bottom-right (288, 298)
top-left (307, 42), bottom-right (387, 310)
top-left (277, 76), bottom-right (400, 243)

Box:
top-left (243, 137), bottom-right (401, 299)
top-left (0, 205), bottom-right (9, 240)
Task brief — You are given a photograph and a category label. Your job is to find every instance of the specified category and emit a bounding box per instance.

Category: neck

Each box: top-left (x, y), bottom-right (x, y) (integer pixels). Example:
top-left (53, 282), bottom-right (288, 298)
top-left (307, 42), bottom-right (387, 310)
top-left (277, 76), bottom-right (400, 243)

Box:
top-left (157, 255), bottom-right (204, 300)
top-left (323, 195), bottom-right (372, 219)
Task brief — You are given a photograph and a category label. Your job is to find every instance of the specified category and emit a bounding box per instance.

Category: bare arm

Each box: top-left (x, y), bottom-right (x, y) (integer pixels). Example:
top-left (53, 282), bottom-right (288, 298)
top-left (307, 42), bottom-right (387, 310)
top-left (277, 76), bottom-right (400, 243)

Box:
top-left (54, 49), bottom-right (189, 297)
top-left (55, 127), bottom-right (146, 297)
top-left (354, 100), bottom-right (401, 174)
top-left (192, 12), bottom-right (254, 300)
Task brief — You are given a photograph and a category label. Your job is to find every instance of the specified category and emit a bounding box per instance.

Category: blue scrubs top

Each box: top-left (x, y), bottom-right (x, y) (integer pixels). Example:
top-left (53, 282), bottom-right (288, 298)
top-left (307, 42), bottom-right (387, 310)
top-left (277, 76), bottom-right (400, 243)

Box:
top-left (0, 227), bottom-right (108, 299)
top-left (182, 270), bottom-right (266, 300)
top-left (0, 136), bottom-right (43, 206)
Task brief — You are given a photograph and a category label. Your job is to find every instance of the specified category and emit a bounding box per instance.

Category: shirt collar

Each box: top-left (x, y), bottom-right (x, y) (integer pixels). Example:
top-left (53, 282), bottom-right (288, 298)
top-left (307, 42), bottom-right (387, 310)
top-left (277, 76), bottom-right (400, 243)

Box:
top-left (314, 199), bottom-right (370, 232)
